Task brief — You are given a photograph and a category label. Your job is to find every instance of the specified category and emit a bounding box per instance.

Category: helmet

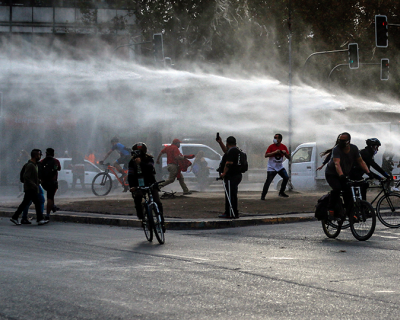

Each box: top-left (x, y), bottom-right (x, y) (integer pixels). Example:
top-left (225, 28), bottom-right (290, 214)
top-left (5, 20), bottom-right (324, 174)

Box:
top-left (111, 137), bottom-right (119, 143)
top-left (366, 138), bottom-right (381, 147)
top-left (132, 142), bottom-right (147, 155)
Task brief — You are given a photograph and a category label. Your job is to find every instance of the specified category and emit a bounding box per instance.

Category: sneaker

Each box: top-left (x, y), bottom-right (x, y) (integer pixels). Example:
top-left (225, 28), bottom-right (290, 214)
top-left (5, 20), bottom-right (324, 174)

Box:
top-left (37, 220), bottom-right (49, 225)
top-left (20, 219), bottom-right (32, 225)
top-left (391, 187), bottom-right (399, 192)
top-left (10, 218), bottom-right (21, 225)
top-left (183, 191), bottom-right (192, 195)
top-left (279, 192), bottom-right (289, 198)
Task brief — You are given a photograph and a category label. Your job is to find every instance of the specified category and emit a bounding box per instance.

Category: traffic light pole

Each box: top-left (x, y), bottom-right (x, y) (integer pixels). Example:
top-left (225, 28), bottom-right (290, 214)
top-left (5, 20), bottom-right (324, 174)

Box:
top-left (302, 49), bottom-right (348, 78)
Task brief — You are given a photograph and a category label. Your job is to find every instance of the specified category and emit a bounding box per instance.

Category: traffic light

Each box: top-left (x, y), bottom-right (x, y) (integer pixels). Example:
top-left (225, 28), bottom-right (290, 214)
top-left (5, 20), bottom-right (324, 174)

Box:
top-left (348, 43), bottom-right (359, 69)
top-left (375, 15), bottom-right (388, 48)
top-left (381, 58), bottom-right (389, 80)
top-left (153, 33), bottom-right (164, 62)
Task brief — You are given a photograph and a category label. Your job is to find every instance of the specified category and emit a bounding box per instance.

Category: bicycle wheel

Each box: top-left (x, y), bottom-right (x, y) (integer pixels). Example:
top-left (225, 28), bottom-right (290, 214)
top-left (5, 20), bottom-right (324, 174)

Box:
top-left (350, 200), bottom-right (376, 241)
top-left (151, 204), bottom-right (165, 245)
top-left (92, 172), bottom-right (113, 196)
top-left (376, 192), bottom-right (400, 228)
top-left (142, 205), bottom-right (153, 242)
top-left (322, 218), bottom-right (343, 238)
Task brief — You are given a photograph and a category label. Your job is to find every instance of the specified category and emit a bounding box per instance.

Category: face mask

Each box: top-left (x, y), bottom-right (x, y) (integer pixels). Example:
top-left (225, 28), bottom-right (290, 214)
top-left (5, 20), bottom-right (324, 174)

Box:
top-left (273, 139), bottom-right (278, 144)
top-left (338, 140), bottom-right (348, 149)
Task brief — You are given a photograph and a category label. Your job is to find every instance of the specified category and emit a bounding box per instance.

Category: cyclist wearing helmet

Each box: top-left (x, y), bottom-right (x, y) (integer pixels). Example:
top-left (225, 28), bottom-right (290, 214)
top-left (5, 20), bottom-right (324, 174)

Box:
top-left (128, 143), bottom-right (165, 230)
top-left (349, 138), bottom-right (390, 199)
top-left (100, 137), bottom-right (131, 178)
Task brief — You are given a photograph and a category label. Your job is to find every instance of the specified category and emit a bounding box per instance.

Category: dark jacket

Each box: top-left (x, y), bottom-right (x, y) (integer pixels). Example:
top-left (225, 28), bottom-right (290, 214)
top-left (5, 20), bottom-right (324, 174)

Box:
top-left (128, 154), bottom-right (156, 188)
top-left (23, 160), bottom-right (39, 193)
top-left (350, 146), bottom-right (388, 180)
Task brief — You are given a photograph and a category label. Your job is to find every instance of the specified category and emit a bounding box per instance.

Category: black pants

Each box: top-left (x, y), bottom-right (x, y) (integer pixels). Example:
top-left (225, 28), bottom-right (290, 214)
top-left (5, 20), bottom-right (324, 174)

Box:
top-left (133, 189), bottom-right (164, 223)
top-left (224, 174), bottom-right (242, 218)
top-left (262, 168), bottom-right (289, 196)
top-left (325, 174), bottom-right (353, 213)
top-left (13, 190), bottom-right (44, 221)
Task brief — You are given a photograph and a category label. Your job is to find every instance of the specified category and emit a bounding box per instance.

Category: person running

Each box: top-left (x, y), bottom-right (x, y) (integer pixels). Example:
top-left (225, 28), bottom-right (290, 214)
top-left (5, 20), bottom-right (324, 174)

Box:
top-left (11, 149), bottom-right (48, 226)
top-left (100, 137), bottom-right (131, 179)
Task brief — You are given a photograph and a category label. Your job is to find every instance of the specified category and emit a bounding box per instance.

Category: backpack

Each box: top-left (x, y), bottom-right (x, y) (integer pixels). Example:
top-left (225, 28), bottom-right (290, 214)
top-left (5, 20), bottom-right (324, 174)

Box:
top-left (237, 149), bottom-right (248, 173)
top-left (19, 163), bottom-right (27, 183)
top-left (40, 158), bottom-right (56, 182)
top-left (192, 162), bottom-right (200, 175)
top-left (315, 193), bottom-right (330, 220)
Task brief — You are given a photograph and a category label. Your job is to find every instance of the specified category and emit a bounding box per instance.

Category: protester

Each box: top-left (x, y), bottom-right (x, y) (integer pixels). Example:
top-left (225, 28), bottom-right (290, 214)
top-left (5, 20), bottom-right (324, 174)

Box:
top-left (382, 144), bottom-right (398, 191)
top-left (11, 149), bottom-right (48, 225)
top-left (216, 135), bottom-right (242, 219)
top-left (261, 133), bottom-right (291, 199)
top-left (156, 139), bottom-right (192, 195)
top-left (40, 148), bottom-right (61, 220)
top-left (71, 150), bottom-right (86, 190)
top-left (129, 142), bottom-right (165, 232)
top-left (100, 137), bottom-right (130, 179)
top-left (192, 150), bottom-right (210, 191)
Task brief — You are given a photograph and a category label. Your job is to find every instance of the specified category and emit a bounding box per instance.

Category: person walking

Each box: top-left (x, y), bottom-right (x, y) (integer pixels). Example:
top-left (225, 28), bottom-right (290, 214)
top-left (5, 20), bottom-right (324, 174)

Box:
top-left (261, 133), bottom-right (291, 199)
top-left (10, 149), bottom-right (48, 225)
top-left (156, 139), bottom-right (192, 195)
top-left (40, 148), bottom-right (61, 220)
top-left (216, 135), bottom-right (242, 219)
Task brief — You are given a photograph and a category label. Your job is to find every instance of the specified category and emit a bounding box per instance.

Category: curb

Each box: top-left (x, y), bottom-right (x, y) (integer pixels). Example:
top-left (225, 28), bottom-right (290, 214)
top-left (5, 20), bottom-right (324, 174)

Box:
top-left (0, 209), bottom-right (316, 230)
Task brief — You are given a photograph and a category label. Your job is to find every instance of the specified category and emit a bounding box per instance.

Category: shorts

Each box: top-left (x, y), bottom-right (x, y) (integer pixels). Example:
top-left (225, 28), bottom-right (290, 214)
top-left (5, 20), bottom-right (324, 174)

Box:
top-left (116, 155), bottom-right (131, 169)
top-left (42, 181), bottom-right (58, 200)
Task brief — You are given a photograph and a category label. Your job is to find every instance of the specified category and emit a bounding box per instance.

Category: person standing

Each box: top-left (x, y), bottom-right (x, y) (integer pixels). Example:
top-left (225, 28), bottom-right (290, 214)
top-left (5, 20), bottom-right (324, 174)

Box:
top-left (382, 144), bottom-right (397, 191)
top-left (40, 148), bottom-right (61, 220)
top-left (261, 133), bottom-right (291, 199)
top-left (71, 150), bottom-right (86, 191)
top-left (10, 149), bottom-right (48, 225)
top-left (156, 139), bottom-right (192, 195)
top-left (192, 150), bottom-right (210, 191)
top-left (216, 135), bottom-right (242, 219)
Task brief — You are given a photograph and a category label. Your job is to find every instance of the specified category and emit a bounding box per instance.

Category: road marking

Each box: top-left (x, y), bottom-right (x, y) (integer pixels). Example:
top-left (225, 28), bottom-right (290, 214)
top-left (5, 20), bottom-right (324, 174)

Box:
top-left (268, 257), bottom-right (295, 260)
top-left (375, 290), bottom-right (396, 293)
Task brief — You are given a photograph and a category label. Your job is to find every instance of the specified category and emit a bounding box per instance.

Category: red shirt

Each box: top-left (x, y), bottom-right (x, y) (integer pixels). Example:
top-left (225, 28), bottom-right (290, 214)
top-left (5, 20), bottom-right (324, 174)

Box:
top-left (161, 145), bottom-right (181, 165)
top-left (265, 143), bottom-right (289, 171)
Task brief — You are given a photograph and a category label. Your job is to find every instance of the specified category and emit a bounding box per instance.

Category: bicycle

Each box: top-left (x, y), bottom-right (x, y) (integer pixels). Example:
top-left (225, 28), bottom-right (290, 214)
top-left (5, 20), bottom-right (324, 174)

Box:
top-left (91, 162), bottom-right (129, 196)
top-left (369, 179), bottom-right (400, 228)
top-left (137, 181), bottom-right (165, 245)
top-left (322, 179), bottom-right (376, 241)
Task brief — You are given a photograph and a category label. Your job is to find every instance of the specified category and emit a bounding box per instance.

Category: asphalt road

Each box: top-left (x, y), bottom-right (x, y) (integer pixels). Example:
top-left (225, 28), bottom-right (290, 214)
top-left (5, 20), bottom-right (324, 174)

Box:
top-left (1, 218), bottom-right (400, 319)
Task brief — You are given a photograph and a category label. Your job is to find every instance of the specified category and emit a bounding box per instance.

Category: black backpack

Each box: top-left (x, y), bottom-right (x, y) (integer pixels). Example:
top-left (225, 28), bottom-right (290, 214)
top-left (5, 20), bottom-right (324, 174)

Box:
top-left (315, 193), bottom-right (330, 220)
top-left (237, 149), bottom-right (248, 173)
top-left (19, 163), bottom-right (27, 183)
top-left (40, 158), bottom-right (56, 182)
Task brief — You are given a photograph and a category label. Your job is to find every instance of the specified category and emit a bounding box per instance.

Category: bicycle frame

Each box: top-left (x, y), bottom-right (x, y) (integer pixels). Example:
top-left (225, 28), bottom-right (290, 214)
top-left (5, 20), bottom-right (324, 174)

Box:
top-left (103, 164), bottom-right (128, 187)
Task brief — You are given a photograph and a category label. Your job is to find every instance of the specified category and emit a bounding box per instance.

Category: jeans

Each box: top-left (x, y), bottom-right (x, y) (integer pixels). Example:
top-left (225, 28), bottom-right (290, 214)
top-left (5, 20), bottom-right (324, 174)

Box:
top-left (13, 190), bottom-right (44, 221)
top-left (262, 168), bottom-right (289, 196)
top-left (22, 186), bottom-right (45, 220)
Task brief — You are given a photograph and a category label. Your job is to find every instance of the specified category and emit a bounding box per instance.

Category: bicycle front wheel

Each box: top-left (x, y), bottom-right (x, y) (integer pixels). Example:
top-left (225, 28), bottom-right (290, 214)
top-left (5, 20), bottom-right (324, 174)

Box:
top-left (350, 200), bottom-right (376, 241)
top-left (322, 219), bottom-right (343, 238)
top-left (142, 205), bottom-right (153, 242)
top-left (376, 192), bottom-right (400, 228)
top-left (92, 172), bottom-right (113, 196)
top-left (151, 205), bottom-right (165, 245)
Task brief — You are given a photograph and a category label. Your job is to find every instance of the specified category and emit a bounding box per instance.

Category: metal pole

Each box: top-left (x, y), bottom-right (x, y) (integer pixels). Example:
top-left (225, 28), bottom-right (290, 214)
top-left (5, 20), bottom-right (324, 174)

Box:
top-left (287, 0), bottom-right (294, 190)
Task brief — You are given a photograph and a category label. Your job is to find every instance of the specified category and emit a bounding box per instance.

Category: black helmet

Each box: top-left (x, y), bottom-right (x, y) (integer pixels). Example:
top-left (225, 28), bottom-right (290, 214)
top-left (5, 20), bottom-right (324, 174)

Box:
top-left (366, 138), bottom-right (381, 147)
top-left (111, 137), bottom-right (119, 143)
top-left (132, 142), bottom-right (147, 155)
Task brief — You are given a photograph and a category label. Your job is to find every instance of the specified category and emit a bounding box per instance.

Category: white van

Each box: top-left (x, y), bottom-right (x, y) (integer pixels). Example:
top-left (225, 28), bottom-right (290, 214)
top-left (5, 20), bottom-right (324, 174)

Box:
top-left (160, 143), bottom-right (222, 181)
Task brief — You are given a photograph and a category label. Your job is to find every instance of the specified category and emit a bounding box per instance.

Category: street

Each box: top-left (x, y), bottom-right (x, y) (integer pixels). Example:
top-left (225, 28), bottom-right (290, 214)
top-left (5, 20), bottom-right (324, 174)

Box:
top-left (1, 218), bottom-right (400, 319)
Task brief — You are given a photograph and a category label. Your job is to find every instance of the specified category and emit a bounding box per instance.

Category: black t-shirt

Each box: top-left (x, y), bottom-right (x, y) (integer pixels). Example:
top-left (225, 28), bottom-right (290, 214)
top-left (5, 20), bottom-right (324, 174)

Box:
top-left (325, 144), bottom-right (360, 176)
top-left (127, 155), bottom-right (156, 188)
top-left (219, 147), bottom-right (242, 177)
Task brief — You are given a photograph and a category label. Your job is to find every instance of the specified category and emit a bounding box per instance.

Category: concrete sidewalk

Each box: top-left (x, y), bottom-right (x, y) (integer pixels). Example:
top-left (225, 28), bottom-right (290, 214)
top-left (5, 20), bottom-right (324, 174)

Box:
top-left (0, 207), bottom-right (316, 230)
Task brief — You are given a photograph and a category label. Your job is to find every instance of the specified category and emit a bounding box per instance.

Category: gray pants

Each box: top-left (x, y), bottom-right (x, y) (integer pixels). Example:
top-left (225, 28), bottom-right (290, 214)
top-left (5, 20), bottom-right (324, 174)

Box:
top-left (159, 163), bottom-right (189, 193)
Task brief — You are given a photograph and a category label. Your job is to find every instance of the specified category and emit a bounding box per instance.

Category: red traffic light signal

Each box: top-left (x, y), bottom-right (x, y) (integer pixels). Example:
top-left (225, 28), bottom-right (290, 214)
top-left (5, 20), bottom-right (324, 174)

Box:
top-left (381, 58), bottom-right (389, 80)
top-left (348, 43), bottom-right (359, 69)
top-left (375, 15), bottom-right (388, 48)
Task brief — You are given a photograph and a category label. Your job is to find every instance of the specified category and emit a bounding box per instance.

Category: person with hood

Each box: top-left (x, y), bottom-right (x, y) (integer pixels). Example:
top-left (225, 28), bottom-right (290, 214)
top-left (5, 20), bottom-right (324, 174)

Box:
top-left (156, 139), bottom-right (192, 195)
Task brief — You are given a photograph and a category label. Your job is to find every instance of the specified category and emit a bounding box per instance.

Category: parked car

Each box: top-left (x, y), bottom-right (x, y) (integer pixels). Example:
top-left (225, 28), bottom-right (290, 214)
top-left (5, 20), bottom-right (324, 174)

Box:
top-left (160, 143), bottom-right (222, 182)
top-left (57, 158), bottom-right (103, 194)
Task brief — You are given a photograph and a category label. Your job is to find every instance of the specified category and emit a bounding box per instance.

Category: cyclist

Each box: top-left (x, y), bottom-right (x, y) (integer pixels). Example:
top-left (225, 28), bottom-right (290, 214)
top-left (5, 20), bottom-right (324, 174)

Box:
top-left (349, 138), bottom-right (390, 199)
top-left (128, 142), bottom-right (165, 232)
top-left (100, 137), bottom-right (131, 179)
top-left (325, 132), bottom-right (374, 218)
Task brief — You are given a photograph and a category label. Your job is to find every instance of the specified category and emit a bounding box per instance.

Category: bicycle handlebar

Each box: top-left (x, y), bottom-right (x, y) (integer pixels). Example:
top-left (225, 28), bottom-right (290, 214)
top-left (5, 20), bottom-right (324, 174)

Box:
top-left (136, 180), bottom-right (165, 191)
